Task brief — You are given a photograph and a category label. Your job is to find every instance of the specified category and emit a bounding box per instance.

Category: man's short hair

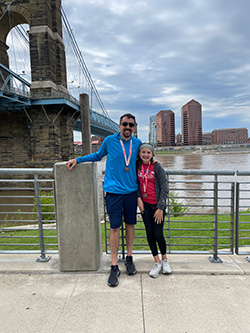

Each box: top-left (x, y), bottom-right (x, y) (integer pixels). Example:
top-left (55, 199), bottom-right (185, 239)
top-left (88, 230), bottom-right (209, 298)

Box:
top-left (119, 113), bottom-right (137, 125)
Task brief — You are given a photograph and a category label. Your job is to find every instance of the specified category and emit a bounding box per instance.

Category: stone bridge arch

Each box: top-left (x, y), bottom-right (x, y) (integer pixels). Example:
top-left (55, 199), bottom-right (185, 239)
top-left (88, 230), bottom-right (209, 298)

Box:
top-left (0, 0), bottom-right (67, 96)
top-left (0, 1), bottom-right (82, 168)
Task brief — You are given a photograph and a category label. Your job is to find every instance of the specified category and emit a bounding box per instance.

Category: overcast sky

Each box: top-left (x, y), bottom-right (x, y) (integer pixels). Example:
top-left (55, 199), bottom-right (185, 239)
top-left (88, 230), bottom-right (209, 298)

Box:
top-left (62, 0), bottom-right (250, 142)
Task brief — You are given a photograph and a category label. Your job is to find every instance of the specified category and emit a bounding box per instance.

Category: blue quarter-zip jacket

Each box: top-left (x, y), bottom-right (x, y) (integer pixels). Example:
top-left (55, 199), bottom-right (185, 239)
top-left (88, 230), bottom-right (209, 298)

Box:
top-left (76, 132), bottom-right (142, 194)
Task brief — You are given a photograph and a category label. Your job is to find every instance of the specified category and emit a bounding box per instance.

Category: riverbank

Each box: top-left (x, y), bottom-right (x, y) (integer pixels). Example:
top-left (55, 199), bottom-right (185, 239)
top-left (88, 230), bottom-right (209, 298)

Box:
top-left (155, 146), bottom-right (250, 155)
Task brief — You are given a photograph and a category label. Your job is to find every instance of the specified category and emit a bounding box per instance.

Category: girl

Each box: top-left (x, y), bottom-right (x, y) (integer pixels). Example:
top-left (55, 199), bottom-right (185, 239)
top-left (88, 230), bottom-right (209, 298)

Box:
top-left (137, 143), bottom-right (172, 278)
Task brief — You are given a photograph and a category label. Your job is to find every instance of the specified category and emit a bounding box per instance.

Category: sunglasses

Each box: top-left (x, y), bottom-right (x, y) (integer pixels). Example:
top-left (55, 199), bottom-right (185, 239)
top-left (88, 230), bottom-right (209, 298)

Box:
top-left (121, 122), bottom-right (135, 128)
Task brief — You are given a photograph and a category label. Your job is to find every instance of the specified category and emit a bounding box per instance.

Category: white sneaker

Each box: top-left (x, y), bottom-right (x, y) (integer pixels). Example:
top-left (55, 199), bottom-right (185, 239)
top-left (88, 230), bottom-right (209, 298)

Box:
top-left (162, 259), bottom-right (172, 274)
top-left (149, 262), bottom-right (162, 278)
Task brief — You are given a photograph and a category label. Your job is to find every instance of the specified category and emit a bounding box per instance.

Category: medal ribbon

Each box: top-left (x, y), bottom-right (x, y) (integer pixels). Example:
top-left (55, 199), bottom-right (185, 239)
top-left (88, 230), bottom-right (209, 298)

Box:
top-left (120, 139), bottom-right (132, 169)
top-left (141, 163), bottom-right (150, 194)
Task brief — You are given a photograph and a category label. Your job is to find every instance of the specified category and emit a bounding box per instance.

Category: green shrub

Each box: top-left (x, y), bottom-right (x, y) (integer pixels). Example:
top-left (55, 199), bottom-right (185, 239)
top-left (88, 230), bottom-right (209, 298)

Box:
top-left (168, 191), bottom-right (189, 217)
top-left (32, 191), bottom-right (55, 222)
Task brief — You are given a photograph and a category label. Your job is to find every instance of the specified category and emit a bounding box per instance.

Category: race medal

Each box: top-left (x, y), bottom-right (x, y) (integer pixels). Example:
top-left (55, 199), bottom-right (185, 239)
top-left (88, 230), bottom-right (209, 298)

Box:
top-left (141, 163), bottom-right (150, 200)
top-left (120, 139), bottom-right (132, 172)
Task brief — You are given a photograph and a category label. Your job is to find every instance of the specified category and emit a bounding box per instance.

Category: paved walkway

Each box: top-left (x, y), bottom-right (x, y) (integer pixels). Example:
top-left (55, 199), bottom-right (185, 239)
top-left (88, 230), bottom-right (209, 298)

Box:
top-left (1, 252), bottom-right (250, 333)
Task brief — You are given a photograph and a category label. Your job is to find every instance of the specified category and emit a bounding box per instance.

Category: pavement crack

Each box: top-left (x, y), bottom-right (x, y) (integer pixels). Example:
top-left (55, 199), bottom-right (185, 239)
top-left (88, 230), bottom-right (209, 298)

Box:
top-left (52, 277), bottom-right (79, 330)
top-left (229, 255), bottom-right (246, 274)
top-left (140, 274), bottom-right (146, 333)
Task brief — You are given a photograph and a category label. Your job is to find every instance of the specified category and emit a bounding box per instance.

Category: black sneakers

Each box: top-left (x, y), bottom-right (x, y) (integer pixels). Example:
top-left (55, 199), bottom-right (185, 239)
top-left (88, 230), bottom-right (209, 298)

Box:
top-left (125, 255), bottom-right (137, 275)
top-left (108, 257), bottom-right (136, 287)
top-left (108, 265), bottom-right (121, 287)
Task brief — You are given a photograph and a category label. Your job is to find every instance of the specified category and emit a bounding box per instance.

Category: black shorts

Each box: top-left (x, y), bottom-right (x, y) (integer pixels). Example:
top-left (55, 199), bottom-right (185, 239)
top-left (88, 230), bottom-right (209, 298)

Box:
top-left (105, 191), bottom-right (137, 229)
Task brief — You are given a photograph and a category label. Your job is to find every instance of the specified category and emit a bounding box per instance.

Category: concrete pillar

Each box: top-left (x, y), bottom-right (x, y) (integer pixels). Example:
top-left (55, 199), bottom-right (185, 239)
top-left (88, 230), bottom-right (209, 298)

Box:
top-left (80, 93), bottom-right (92, 155)
top-left (54, 161), bottom-right (102, 271)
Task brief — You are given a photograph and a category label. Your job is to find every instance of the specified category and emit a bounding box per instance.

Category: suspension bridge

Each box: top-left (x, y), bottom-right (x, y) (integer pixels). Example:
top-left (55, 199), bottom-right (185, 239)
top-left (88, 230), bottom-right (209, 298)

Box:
top-left (0, 0), bottom-right (119, 167)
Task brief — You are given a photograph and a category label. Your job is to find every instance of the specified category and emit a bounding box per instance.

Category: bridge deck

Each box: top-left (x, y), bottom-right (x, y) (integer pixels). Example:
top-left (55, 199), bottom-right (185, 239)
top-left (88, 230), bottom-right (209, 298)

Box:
top-left (0, 63), bottom-right (118, 137)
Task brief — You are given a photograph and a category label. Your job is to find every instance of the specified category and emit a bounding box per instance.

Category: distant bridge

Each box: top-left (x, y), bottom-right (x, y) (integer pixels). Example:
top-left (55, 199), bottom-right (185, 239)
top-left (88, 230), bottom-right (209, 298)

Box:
top-left (0, 63), bottom-right (118, 137)
top-left (0, 1), bottom-right (119, 167)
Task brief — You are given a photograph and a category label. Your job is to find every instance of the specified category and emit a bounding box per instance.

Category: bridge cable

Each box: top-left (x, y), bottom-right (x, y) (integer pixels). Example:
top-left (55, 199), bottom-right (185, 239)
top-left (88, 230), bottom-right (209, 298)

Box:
top-left (7, 2), bottom-right (19, 74)
top-left (15, 25), bottom-right (29, 47)
top-left (61, 6), bottom-right (111, 120)
top-left (0, 0), bottom-right (15, 22)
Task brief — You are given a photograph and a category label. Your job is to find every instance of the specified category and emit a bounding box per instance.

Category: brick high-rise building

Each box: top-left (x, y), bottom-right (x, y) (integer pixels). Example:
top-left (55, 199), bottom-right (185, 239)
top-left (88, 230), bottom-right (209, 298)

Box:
top-left (212, 128), bottom-right (248, 144)
top-left (156, 110), bottom-right (175, 147)
top-left (181, 99), bottom-right (202, 145)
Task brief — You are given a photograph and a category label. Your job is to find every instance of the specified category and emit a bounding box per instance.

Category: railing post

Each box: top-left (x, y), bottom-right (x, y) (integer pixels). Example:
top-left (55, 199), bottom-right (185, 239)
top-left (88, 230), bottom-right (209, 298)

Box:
top-left (230, 182), bottom-right (235, 254)
top-left (209, 175), bottom-right (222, 263)
top-left (52, 180), bottom-right (58, 239)
top-left (235, 182), bottom-right (239, 255)
top-left (235, 173), bottom-right (250, 262)
top-left (34, 173), bottom-right (51, 262)
top-left (166, 172), bottom-right (171, 254)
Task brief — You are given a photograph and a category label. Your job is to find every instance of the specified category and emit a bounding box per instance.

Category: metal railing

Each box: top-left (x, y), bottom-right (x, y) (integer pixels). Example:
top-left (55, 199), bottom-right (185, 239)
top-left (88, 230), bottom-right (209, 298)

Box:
top-left (104, 169), bottom-right (236, 262)
top-left (235, 171), bottom-right (250, 262)
top-left (1, 168), bottom-right (250, 263)
top-left (0, 168), bottom-right (57, 261)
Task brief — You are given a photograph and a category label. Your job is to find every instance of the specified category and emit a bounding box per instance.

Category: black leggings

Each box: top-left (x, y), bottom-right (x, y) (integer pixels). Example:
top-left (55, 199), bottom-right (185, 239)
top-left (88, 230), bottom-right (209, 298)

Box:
top-left (141, 201), bottom-right (166, 257)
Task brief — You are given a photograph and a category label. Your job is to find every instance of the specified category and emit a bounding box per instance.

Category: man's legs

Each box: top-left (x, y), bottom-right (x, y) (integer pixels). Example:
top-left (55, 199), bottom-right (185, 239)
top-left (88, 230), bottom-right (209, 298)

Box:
top-left (125, 223), bottom-right (137, 275)
top-left (105, 193), bottom-right (123, 287)
top-left (123, 190), bottom-right (137, 256)
top-left (125, 223), bottom-right (135, 256)
top-left (110, 227), bottom-right (120, 265)
top-left (109, 224), bottom-right (135, 264)
top-left (106, 191), bottom-right (137, 284)
top-left (123, 191), bottom-right (137, 275)
top-left (108, 227), bottom-right (121, 287)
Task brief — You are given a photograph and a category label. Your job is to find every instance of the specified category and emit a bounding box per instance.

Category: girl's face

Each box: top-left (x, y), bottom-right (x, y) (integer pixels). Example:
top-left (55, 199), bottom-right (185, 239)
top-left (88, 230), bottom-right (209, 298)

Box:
top-left (139, 148), bottom-right (153, 164)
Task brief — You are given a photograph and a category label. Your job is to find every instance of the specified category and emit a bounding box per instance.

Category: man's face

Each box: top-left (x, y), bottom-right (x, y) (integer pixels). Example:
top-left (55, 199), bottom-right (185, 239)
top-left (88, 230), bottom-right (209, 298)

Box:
top-left (119, 116), bottom-right (136, 139)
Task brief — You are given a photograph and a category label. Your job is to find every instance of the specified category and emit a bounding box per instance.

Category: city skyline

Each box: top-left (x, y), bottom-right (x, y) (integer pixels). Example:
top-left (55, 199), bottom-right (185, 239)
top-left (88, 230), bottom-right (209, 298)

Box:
top-left (62, 0), bottom-right (250, 143)
top-left (149, 99), bottom-right (249, 147)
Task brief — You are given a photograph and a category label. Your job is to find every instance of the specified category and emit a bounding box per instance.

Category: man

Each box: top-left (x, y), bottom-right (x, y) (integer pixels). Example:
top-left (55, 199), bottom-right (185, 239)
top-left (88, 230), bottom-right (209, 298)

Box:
top-left (66, 114), bottom-right (142, 287)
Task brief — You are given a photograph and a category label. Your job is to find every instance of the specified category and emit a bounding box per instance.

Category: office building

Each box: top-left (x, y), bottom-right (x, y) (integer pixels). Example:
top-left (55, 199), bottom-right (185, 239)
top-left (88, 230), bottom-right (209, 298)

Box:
top-left (181, 99), bottom-right (202, 145)
top-left (156, 110), bottom-right (175, 147)
top-left (149, 116), bottom-right (157, 147)
top-left (176, 133), bottom-right (182, 146)
top-left (212, 128), bottom-right (248, 144)
top-left (202, 132), bottom-right (212, 145)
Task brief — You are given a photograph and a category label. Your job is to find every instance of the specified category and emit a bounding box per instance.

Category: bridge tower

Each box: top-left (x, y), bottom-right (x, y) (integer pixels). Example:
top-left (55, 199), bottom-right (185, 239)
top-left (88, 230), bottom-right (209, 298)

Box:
top-left (0, 0), bottom-right (80, 167)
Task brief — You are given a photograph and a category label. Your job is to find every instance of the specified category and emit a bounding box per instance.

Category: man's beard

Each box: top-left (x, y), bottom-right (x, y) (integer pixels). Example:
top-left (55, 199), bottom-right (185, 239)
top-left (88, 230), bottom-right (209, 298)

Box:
top-left (122, 129), bottom-right (132, 138)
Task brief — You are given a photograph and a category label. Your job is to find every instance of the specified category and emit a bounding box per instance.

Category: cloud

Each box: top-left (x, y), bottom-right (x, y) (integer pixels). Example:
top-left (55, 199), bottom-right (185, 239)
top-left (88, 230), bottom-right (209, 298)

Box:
top-left (8, 0), bottom-right (250, 142)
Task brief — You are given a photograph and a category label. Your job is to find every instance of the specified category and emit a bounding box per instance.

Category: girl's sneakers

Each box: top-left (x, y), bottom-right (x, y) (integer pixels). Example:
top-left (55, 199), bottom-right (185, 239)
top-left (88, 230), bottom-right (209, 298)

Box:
top-left (162, 259), bottom-right (172, 274)
top-left (149, 260), bottom-right (172, 278)
top-left (149, 262), bottom-right (162, 278)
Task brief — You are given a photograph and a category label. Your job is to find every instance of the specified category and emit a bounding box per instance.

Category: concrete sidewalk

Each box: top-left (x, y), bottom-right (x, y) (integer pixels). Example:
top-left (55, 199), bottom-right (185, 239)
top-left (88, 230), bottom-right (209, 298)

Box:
top-left (1, 251), bottom-right (250, 275)
top-left (1, 253), bottom-right (250, 333)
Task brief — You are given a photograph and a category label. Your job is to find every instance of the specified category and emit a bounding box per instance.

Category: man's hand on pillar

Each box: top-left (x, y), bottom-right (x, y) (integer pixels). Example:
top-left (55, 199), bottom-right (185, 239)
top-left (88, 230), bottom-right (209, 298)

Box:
top-left (66, 159), bottom-right (77, 171)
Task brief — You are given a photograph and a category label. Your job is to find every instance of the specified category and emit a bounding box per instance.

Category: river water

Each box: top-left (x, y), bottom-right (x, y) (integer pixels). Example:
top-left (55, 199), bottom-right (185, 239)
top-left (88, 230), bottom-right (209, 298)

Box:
top-left (1, 152), bottom-right (249, 219)
top-left (97, 152), bottom-right (250, 216)
top-left (155, 151), bottom-right (250, 172)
